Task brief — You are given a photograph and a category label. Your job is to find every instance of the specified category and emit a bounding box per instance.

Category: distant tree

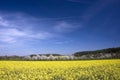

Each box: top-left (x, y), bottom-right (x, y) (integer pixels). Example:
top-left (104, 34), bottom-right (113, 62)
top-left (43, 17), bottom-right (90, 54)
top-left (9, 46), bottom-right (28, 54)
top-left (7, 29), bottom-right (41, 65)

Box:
top-left (73, 47), bottom-right (120, 59)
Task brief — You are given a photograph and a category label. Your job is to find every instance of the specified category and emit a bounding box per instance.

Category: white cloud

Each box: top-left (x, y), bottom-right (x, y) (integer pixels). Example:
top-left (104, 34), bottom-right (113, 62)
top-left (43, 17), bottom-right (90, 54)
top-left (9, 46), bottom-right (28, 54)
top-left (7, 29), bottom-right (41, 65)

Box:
top-left (0, 28), bottom-right (26, 36)
top-left (0, 16), bottom-right (10, 27)
top-left (0, 12), bottom-right (80, 44)
top-left (54, 21), bottom-right (80, 32)
top-left (0, 36), bottom-right (15, 43)
top-left (0, 28), bottom-right (52, 43)
top-left (0, 28), bottom-right (26, 43)
top-left (0, 14), bottom-right (37, 28)
top-left (0, 12), bottom-right (54, 43)
top-left (55, 41), bottom-right (70, 44)
top-left (28, 32), bottom-right (52, 39)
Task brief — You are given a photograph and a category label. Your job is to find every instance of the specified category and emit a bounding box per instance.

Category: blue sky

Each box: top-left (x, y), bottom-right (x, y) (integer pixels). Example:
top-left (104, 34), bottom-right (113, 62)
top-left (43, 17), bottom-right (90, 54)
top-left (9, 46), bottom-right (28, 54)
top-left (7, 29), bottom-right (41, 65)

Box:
top-left (0, 0), bottom-right (120, 56)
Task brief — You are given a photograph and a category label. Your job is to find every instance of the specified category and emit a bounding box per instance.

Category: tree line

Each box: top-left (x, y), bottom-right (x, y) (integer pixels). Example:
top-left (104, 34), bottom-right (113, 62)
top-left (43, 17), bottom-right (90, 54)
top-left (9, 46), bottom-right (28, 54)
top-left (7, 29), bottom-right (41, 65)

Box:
top-left (0, 47), bottom-right (120, 60)
top-left (73, 47), bottom-right (120, 58)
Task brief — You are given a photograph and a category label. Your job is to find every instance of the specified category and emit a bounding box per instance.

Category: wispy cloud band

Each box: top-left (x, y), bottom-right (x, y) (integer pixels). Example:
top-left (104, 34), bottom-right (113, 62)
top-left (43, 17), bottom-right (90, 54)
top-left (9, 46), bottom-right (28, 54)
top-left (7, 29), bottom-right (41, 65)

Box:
top-left (0, 13), bottom-right (53, 43)
top-left (0, 12), bottom-right (81, 44)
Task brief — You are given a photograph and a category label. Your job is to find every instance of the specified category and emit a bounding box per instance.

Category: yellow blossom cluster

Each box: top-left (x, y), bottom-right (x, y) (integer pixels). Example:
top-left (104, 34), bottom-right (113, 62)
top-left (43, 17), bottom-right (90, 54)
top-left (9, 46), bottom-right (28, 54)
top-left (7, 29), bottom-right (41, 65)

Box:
top-left (0, 59), bottom-right (120, 80)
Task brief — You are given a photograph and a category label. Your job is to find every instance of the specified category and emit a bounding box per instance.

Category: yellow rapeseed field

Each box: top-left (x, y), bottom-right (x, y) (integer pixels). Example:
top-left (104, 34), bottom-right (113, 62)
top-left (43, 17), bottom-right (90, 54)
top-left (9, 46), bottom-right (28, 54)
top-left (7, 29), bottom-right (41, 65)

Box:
top-left (0, 59), bottom-right (120, 80)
